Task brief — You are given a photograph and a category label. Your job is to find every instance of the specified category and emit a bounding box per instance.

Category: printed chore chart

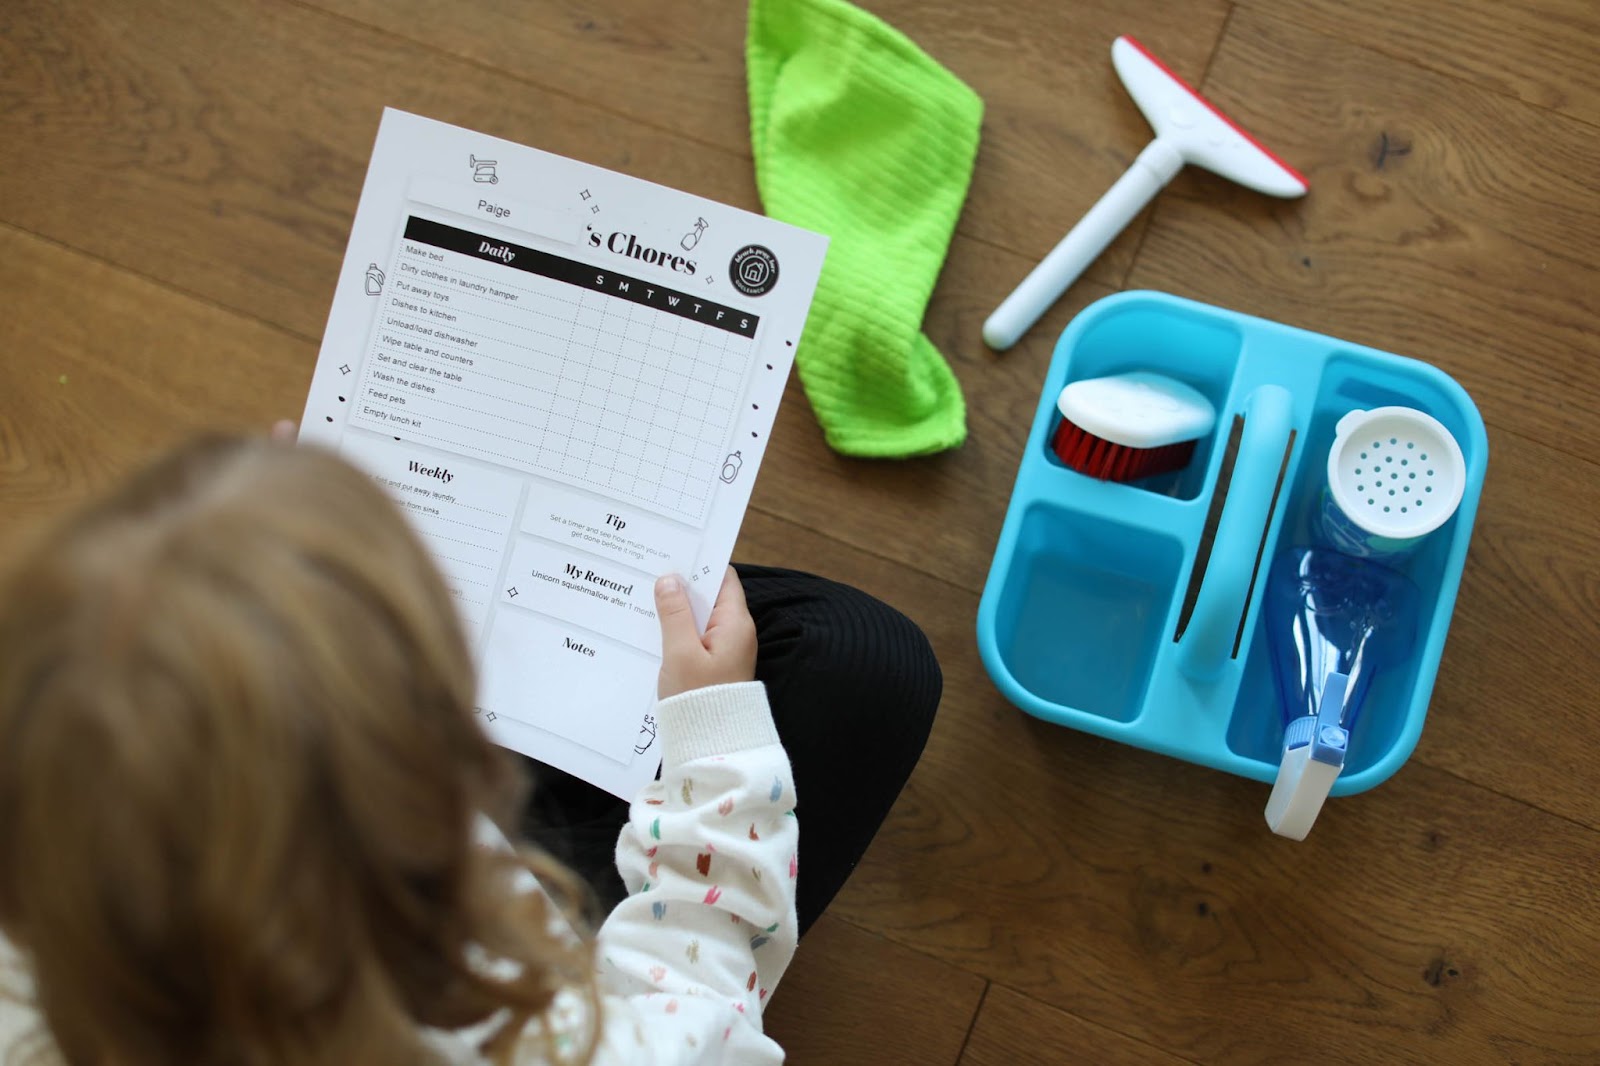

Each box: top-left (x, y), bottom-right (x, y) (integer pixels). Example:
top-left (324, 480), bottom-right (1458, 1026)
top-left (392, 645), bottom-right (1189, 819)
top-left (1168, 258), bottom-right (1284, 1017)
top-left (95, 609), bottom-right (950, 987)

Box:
top-left (300, 110), bottom-right (827, 797)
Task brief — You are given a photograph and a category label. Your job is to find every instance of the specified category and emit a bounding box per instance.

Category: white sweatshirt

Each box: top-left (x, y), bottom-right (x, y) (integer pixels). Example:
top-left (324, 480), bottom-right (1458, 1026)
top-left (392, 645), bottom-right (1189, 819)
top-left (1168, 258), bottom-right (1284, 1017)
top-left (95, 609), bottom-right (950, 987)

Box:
top-left (0, 681), bottom-right (798, 1064)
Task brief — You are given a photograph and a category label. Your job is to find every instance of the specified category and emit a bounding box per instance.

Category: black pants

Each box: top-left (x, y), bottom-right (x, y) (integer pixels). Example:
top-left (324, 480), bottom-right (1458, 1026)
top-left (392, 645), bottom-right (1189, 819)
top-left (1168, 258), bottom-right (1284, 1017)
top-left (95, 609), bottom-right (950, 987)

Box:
top-left (521, 565), bottom-right (942, 936)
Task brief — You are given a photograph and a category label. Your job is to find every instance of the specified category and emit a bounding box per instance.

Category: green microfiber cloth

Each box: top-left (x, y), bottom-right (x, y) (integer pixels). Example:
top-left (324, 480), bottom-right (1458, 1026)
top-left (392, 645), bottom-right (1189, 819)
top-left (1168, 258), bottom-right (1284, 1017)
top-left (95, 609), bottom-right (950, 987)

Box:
top-left (747, 0), bottom-right (983, 457)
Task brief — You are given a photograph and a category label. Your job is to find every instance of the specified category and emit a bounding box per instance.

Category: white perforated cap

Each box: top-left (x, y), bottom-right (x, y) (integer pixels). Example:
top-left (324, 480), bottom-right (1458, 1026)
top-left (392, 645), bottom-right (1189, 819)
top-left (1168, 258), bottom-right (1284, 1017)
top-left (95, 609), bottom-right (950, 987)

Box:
top-left (1327, 407), bottom-right (1465, 540)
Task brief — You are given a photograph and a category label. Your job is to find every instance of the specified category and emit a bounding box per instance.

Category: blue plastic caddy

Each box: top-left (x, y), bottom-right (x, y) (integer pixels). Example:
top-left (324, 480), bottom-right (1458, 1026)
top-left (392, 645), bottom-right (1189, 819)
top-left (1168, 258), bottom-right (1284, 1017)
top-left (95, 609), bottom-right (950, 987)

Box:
top-left (976, 291), bottom-right (1488, 795)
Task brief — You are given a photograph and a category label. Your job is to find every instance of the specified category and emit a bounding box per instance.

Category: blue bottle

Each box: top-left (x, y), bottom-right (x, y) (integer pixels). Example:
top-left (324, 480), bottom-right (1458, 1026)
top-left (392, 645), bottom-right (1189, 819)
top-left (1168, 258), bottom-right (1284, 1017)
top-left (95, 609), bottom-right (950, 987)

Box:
top-left (1263, 547), bottom-right (1419, 839)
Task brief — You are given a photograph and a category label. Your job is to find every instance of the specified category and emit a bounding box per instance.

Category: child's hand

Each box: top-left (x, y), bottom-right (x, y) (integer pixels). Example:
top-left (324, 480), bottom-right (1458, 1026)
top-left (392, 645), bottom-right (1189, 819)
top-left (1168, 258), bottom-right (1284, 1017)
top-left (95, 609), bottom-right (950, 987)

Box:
top-left (270, 420), bottom-right (298, 443)
top-left (654, 568), bottom-right (757, 699)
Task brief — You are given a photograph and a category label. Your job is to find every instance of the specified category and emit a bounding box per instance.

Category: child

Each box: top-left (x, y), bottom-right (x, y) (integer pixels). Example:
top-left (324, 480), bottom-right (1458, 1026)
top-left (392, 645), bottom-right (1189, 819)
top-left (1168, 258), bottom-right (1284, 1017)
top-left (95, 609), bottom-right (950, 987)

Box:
top-left (0, 434), bottom-right (940, 1064)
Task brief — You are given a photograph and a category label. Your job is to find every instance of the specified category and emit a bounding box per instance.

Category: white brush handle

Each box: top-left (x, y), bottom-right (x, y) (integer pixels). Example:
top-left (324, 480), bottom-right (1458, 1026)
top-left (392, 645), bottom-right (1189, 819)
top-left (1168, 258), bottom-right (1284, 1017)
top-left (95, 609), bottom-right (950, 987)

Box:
top-left (983, 140), bottom-right (1183, 351)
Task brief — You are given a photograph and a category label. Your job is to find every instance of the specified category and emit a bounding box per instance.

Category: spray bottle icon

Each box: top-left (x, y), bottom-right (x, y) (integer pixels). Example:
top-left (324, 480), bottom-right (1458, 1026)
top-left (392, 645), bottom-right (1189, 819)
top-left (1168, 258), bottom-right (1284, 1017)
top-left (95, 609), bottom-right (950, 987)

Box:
top-left (682, 217), bottom-right (709, 252)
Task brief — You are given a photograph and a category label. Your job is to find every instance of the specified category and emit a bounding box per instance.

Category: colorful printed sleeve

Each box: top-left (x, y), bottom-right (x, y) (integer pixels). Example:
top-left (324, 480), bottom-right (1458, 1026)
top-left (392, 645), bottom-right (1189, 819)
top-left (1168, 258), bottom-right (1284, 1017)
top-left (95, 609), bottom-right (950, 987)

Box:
top-left (588, 681), bottom-right (799, 1064)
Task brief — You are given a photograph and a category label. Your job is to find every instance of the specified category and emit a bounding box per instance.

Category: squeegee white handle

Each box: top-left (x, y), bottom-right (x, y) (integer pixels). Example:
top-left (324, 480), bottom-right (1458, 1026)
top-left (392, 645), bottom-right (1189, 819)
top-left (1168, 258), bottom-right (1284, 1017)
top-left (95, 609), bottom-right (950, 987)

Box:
top-left (983, 140), bottom-right (1184, 351)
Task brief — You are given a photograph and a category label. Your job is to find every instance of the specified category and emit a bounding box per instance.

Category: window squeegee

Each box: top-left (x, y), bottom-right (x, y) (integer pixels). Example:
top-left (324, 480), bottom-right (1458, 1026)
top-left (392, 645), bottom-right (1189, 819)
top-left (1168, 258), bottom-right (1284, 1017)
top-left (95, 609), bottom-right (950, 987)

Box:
top-left (982, 37), bottom-right (1308, 351)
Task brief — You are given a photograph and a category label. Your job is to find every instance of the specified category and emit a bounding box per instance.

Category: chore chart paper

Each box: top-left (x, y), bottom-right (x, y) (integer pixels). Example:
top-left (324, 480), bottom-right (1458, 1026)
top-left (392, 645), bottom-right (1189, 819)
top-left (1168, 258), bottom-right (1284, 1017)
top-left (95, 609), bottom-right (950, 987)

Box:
top-left (300, 110), bottom-right (827, 797)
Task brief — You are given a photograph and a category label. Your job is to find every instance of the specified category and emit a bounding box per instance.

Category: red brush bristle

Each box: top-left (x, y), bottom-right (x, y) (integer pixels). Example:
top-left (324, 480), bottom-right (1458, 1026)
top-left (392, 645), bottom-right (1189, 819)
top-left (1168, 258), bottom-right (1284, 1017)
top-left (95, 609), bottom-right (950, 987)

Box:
top-left (1051, 418), bottom-right (1197, 482)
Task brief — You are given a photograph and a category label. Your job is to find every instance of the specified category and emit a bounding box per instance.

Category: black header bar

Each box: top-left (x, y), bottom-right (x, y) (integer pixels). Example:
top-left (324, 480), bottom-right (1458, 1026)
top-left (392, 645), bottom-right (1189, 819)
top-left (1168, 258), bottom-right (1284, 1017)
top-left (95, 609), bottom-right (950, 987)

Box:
top-left (402, 216), bottom-right (759, 338)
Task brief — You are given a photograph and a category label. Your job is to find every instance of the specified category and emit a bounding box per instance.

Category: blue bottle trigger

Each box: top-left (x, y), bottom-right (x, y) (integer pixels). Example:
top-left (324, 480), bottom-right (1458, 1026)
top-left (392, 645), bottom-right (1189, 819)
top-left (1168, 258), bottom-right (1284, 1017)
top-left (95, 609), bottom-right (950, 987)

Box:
top-left (1265, 671), bottom-right (1351, 840)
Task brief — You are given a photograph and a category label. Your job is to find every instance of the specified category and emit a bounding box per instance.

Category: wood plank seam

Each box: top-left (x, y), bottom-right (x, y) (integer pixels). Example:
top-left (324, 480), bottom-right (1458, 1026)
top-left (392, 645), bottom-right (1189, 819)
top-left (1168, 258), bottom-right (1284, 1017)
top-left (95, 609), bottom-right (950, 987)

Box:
top-left (976, 984), bottom-right (1209, 1066)
top-left (953, 979), bottom-right (992, 1065)
top-left (0, 219), bottom-right (315, 349)
top-left (1230, 0), bottom-right (1600, 132)
top-left (1408, 757), bottom-right (1600, 837)
top-left (277, 0), bottom-right (739, 158)
top-left (1196, 2), bottom-right (1240, 90)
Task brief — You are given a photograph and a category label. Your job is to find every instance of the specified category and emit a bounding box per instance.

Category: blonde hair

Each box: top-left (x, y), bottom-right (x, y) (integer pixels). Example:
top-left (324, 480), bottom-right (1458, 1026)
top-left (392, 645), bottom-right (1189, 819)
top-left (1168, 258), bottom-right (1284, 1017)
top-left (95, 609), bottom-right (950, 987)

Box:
top-left (0, 436), bottom-right (597, 1065)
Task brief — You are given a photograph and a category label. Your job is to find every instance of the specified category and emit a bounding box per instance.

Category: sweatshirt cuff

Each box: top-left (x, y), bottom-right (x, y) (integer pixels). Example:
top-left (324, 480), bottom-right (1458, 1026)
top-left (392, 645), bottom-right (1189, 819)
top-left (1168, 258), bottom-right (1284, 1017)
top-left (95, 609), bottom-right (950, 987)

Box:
top-left (656, 681), bottom-right (778, 767)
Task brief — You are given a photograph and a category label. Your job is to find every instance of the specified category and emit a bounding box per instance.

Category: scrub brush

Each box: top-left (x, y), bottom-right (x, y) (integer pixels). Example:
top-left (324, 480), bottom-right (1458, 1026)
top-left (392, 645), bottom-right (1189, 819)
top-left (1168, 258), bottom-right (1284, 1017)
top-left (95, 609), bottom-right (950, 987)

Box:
top-left (1050, 371), bottom-right (1217, 481)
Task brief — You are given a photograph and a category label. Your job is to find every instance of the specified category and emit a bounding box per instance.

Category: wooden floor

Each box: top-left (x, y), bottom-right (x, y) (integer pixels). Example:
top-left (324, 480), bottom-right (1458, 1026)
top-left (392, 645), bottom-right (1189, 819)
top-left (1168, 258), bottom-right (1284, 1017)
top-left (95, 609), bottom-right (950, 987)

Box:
top-left (3, 1), bottom-right (1598, 1062)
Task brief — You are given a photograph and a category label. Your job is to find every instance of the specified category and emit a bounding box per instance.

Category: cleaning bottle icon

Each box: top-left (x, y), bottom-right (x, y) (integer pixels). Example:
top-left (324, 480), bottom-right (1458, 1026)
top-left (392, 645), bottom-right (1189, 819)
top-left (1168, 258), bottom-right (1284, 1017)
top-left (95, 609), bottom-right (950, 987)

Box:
top-left (364, 263), bottom-right (385, 296)
top-left (682, 217), bottom-right (709, 251)
top-left (719, 451), bottom-right (743, 483)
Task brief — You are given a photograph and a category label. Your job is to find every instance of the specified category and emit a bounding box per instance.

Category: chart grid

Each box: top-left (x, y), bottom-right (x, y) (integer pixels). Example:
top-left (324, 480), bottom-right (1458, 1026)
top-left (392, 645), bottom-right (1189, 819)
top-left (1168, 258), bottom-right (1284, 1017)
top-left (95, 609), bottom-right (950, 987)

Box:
top-left (352, 219), bottom-right (756, 525)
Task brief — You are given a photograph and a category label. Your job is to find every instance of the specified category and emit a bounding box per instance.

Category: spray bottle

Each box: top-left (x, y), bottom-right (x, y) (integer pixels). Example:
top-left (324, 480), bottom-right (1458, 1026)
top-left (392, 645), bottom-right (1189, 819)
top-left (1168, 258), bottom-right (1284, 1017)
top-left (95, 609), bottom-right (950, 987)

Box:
top-left (1263, 547), bottom-right (1420, 839)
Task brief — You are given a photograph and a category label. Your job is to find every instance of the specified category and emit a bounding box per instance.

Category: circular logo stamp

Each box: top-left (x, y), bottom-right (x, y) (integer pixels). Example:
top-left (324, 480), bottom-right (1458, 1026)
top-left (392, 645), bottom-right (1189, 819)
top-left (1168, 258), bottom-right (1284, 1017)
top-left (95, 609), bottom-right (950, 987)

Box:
top-left (729, 244), bottom-right (780, 297)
